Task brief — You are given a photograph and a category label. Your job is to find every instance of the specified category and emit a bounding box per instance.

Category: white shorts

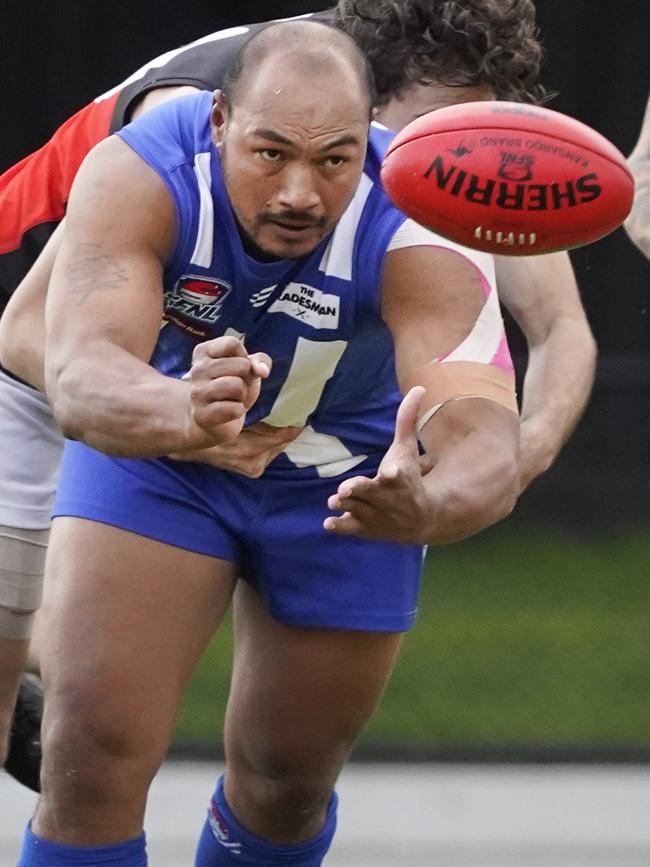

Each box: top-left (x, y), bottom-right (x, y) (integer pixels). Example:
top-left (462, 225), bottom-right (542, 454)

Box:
top-left (0, 370), bottom-right (63, 530)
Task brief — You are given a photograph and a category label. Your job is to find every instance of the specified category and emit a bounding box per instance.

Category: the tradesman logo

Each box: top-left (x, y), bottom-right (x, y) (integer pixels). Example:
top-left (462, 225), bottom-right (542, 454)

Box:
top-left (164, 275), bottom-right (232, 339)
top-left (253, 282), bottom-right (340, 329)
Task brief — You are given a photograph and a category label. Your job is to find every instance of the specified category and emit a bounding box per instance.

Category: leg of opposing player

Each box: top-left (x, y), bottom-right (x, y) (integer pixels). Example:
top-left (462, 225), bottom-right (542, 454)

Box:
top-left (17, 517), bottom-right (237, 867)
top-left (0, 368), bottom-right (63, 790)
top-left (194, 580), bottom-right (403, 866)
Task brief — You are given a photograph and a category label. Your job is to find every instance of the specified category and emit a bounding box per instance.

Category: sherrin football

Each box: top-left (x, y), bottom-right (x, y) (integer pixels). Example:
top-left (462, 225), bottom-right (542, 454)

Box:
top-left (380, 101), bottom-right (634, 255)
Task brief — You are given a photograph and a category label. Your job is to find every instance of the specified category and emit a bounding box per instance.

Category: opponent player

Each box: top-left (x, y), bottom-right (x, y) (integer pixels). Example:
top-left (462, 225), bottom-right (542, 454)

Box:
top-left (0, 0), bottom-right (596, 791)
top-left (17, 19), bottom-right (520, 866)
top-left (625, 91), bottom-right (650, 260)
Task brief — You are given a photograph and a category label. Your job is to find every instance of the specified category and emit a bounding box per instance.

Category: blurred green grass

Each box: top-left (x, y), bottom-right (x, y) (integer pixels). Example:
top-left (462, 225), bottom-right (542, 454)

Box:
top-left (175, 532), bottom-right (650, 747)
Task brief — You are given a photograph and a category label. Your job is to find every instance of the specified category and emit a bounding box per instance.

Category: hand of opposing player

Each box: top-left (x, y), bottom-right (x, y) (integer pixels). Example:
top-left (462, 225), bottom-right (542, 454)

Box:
top-left (324, 386), bottom-right (435, 543)
top-left (169, 421), bottom-right (302, 477)
top-left (185, 336), bottom-right (271, 446)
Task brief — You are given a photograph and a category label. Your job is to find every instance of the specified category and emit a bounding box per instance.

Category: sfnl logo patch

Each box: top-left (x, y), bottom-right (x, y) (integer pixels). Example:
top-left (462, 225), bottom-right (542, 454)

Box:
top-left (164, 275), bottom-right (232, 339)
top-left (267, 282), bottom-right (340, 329)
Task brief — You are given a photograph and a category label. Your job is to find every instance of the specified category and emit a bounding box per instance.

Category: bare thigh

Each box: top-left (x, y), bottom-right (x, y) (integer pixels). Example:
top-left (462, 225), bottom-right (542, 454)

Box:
top-left (35, 516), bottom-right (237, 844)
top-left (223, 579), bottom-right (404, 843)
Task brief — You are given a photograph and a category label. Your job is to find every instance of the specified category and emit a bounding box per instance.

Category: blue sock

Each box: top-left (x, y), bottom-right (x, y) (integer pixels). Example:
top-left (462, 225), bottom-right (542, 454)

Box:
top-left (194, 776), bottom-right (338, 866)
top-left (17, 822), bottom-right (147, 866)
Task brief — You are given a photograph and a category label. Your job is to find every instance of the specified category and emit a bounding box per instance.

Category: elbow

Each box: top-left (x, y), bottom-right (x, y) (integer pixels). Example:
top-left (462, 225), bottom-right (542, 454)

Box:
top-left (45, 361), bottom-right (85, 442)
top-left (430, 452), bottom-right (520, 545)
top-left (470, 453), bottom-right (520, 532)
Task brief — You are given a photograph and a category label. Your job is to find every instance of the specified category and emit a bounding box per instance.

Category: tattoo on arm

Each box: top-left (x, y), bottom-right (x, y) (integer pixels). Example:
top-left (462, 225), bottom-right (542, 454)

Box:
top-left (65, 243), bottom-right (128, 305)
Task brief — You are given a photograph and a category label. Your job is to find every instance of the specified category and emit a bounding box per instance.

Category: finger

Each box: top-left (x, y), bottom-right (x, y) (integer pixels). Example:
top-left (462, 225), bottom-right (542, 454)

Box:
top-left (333, 498), bottom-right (376, 523)
top-left (393, 385), bottom-right (425, 446)
top-left (192, 400), bottom-right (246, 431)
top-left (190, 356), bottom-right (252, 383)
top-left (192, 375), bottom-right (248, 404)
top-left (329, 475), bottom-right (378, 508)
top-left (323, 512), bottom-right (366, 537)
top-left (248, 352), bottom-right (272, 379)
top-left (193, 335), bottom-right (247, 361)
top-left (377, 462), bottom-right (401, 482)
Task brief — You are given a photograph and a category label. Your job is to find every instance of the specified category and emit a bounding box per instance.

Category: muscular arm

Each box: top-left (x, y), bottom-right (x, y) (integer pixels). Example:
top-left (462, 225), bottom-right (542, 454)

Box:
top-left (326, 245), bottom-right (520, 544)
top-left (0, 85), bottom-right (200, 390)
top-left (46, 135), bottom-right (254, 457)
top-left (496, 252), bottom-right (597, 490)
top-left (625, 93), bottom-right (650, 260)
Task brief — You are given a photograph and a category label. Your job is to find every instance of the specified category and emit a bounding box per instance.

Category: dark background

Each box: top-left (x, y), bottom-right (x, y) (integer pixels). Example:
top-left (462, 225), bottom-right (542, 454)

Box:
top-left (2, 0), bottom-right (649, 530)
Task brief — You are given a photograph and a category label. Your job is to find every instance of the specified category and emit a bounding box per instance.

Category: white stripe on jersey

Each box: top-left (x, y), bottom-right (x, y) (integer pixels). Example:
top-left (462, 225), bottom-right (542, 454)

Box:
top-left (318, 174), bottom-right (373, 280)
top-left (262, 337), bottom-right (348, 428)
top-left (441, 287), bottom-right (504, 364)
top-left (386, 217), bottom-right (504, 363)
top-left (284, 427), bottom-right (367, 478)
top-left (387, 218), bottom-right (496, 287)
top-left (190, 152), bottom-right (215, 268)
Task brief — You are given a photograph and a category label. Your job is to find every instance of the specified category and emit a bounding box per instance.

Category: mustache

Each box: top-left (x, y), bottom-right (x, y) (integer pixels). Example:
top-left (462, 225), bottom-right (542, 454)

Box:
top-left (259, 210), bottom-right (326, 228)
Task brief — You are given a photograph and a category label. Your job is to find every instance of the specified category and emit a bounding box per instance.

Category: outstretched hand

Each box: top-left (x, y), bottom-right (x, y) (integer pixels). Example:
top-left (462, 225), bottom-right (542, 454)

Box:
top-left (324, 386), bottom-right (435, 543)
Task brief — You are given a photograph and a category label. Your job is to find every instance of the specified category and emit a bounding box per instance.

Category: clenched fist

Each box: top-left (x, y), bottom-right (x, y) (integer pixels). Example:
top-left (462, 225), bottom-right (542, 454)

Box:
top-left (185, 336), bottom-right (271, 446)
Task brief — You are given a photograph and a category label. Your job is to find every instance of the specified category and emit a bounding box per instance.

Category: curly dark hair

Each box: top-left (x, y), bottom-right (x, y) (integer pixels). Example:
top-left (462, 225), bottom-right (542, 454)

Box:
top-left (333, 0), bottom-right (549, 106)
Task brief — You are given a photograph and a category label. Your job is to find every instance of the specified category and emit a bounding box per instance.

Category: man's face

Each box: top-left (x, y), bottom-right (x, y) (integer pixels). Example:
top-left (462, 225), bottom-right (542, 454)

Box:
top-left (375, 81), bottom-right (496, 132)
top-left (212, 57), bottom-right (369, 260)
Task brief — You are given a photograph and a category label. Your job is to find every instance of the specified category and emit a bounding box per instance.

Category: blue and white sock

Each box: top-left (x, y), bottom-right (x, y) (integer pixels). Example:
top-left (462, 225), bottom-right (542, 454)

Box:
top-left (17, 822), bottom-right (147, 866)
top-left (195, 776), bottom-right (338, 866)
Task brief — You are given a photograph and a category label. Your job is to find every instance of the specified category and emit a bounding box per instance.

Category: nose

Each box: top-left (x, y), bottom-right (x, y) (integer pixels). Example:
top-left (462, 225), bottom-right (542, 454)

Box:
top-left (277, 162), bottom-right (320, 212)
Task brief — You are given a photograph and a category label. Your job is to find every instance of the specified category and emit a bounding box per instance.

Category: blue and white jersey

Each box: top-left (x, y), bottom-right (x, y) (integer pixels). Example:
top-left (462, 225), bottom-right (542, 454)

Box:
top-left (117, 91), bottom-right (408, 478)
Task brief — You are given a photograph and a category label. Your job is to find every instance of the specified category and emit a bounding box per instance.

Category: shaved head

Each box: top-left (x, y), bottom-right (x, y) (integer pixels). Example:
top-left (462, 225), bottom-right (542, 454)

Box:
top-left (222, 20), bottom-right (376, 117)
top-left (212, 18), bottom-right (373, 261)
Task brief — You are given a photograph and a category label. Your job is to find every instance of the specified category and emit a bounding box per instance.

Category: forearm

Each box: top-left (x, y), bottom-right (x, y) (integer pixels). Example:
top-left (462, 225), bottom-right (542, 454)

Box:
top-left (0, 223), bottom-right (63, 391)
top-left (624, 94), bottom-right (650, 259)
top-left (47, 342), bottom-right (199, 457)
top-left (0, 302), bottom-right (45, 390)
top-left (519, 315), bottom-right (596, 485)
top-left (421, 423), bottom-right (519, 544)
top-left (624, 152), bottom-right (650, 260)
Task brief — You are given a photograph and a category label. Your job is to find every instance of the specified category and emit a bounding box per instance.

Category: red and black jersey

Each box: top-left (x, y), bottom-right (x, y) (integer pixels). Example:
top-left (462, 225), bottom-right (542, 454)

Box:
top-left (0, 11), bottom-right (331, 313)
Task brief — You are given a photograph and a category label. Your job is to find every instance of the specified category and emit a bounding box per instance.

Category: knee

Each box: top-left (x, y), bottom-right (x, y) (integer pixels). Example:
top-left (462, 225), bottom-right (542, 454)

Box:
top-left (230, 744), bottom-right (340, 838)
top-left (41, 678), bottom-right (155, 806)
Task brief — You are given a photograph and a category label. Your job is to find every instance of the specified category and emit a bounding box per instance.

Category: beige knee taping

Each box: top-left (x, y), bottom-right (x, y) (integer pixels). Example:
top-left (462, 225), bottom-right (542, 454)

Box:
top-left (0, 526), bottom-right (49, 640)
top-left (0, 605), bottom-right (35, 640)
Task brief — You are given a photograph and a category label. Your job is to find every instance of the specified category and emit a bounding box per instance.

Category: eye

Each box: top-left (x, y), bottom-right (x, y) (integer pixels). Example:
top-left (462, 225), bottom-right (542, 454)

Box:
top-left (323, 155), bottom-right (348, 168)
top-left (260, 148), bottom-right (283, 162)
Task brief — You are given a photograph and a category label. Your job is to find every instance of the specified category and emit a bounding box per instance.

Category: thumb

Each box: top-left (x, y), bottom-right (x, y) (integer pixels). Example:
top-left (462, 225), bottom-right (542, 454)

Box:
top-left (378, 386), bottom-right (425, 480)
top-left (248, 352), bottom-right (271, 379)
top-left (393, 386), bottom-right (425, 446)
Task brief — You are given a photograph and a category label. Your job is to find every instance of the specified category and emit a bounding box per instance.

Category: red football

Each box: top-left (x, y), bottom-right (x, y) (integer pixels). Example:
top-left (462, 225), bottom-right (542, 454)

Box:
top-left (380, 101), bottom-right (634, 255)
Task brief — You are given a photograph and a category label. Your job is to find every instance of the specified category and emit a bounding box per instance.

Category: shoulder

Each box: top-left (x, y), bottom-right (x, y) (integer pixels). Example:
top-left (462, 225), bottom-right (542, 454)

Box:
top-left (116, 92), bottom-right (213, 175)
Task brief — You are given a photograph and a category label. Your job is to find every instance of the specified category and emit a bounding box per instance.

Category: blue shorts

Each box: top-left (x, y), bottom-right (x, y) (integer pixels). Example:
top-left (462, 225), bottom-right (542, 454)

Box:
top-left (54, 441), bottom-right (424, 632)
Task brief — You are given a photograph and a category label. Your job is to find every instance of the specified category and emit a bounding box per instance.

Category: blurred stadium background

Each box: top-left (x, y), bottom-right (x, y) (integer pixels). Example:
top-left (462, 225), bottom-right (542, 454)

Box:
top-left (1, 0), bottom-right (648, 764)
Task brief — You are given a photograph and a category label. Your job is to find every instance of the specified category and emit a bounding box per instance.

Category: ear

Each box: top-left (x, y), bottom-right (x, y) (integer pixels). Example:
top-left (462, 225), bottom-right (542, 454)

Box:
top-left (211, 90), bottom-right (228, 148)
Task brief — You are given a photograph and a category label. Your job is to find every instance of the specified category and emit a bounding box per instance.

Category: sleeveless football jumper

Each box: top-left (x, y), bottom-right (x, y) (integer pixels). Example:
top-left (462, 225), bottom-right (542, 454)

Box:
top-left (54, 92), bottom-right (427, 632)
